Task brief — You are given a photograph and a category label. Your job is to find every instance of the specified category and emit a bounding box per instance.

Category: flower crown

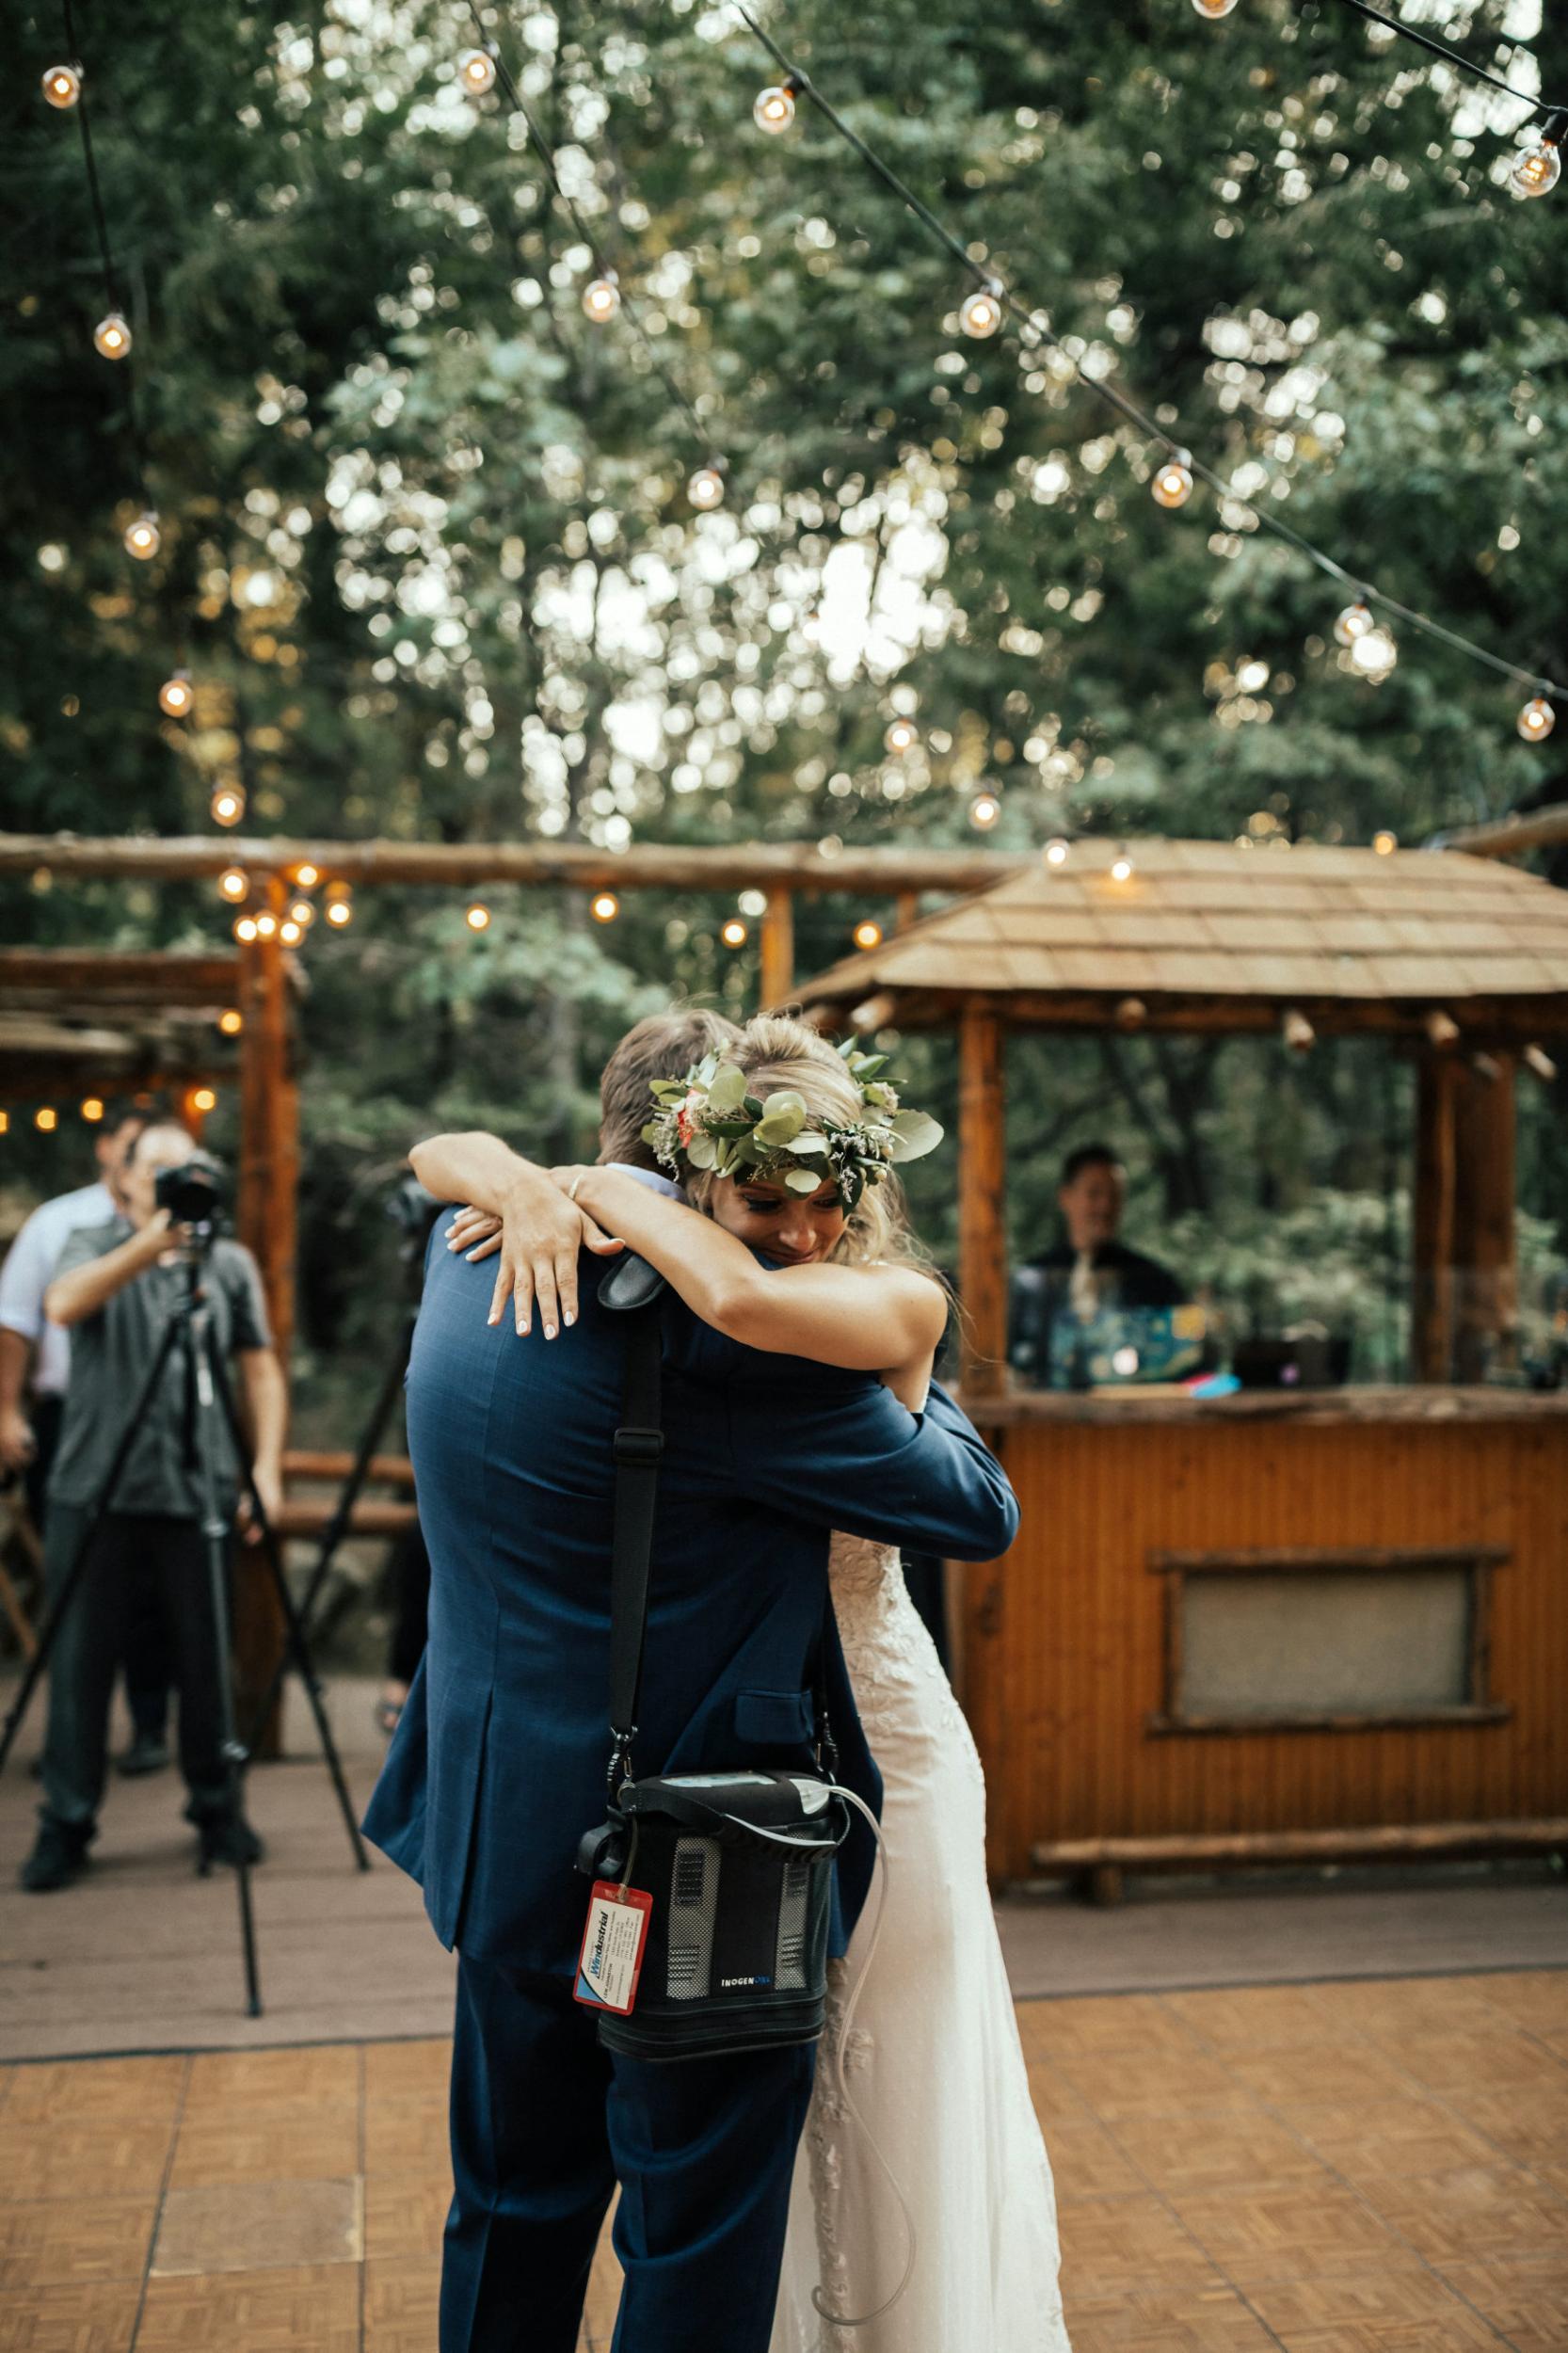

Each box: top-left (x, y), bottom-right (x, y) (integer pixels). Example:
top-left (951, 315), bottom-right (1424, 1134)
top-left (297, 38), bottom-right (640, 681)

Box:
top-left (643, 1039), bottom-right (944, 1213)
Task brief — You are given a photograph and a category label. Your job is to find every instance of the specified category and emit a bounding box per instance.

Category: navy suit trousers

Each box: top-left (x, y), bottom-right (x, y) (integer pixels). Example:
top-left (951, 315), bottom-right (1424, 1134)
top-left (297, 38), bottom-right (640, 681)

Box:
top-left (443, 1954), bottom-right (815, 2353)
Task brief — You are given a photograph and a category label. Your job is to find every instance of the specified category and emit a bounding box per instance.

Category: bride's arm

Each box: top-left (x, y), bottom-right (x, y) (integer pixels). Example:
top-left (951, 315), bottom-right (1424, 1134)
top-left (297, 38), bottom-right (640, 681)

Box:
top-left (409, 1131), bottom-right (621, 1338)
top-left (565, 1164), bottom-right (946, 1383)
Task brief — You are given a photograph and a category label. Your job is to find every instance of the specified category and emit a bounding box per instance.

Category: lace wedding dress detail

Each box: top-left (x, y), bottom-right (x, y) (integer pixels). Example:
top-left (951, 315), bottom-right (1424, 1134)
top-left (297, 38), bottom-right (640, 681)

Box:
top-left (769, 1530), bottom-right (1071, 2352)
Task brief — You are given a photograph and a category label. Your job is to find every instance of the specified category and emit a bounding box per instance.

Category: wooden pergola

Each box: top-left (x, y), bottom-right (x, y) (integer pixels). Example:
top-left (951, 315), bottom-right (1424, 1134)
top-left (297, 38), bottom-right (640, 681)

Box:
top-left (792, 836), bottom-right (1568, 1393)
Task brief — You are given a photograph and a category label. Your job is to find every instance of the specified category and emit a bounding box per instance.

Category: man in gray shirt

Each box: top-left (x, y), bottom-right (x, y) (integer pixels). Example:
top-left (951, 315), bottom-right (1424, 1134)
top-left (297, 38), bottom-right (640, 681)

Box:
top-left (20, 1122), bottom-right (287, 1893)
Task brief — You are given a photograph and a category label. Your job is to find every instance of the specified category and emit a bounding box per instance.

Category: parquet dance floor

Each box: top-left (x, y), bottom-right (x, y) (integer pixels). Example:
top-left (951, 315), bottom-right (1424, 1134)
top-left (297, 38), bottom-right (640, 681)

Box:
top-left (2, 1969), bottom-right (1564, 2351)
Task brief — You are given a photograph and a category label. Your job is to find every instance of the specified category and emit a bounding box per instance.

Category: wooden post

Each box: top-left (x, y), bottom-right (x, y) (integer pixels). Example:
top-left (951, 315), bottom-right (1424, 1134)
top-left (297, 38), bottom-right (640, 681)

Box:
top-left (895, 888), bottom-right (920, 934)
top-left (1452, 1053), bottom-right (1517, 1385)
top-left (958, 1000), bottom-right (1007, 1400)
top-left (1412, 1052), bottom-right (1458, 1382)
top-left (760, 887), bottom-right (794, 1009)
top-left (234, 881), bottom-right (298, 1754)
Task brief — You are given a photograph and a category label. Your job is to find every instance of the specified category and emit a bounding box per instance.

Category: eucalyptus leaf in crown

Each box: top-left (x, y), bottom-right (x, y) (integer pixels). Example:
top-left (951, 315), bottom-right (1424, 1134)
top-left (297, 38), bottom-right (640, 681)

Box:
top-left (643, 1037), bottom-right (944, 1211)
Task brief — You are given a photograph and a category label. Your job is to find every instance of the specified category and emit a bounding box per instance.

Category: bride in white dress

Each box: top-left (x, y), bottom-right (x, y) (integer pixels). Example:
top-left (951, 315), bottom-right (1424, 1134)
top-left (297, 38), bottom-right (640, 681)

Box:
top-left (428, 1013), bottom-right (1069, 2351)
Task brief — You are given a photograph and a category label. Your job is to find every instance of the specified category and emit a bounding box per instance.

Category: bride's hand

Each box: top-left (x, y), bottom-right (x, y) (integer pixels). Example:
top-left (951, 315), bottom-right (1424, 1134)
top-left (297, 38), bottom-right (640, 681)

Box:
top-left (447, 1205), bottom-right (504, 1260)
top-left (466, 1167), bottom-right (624, 1338)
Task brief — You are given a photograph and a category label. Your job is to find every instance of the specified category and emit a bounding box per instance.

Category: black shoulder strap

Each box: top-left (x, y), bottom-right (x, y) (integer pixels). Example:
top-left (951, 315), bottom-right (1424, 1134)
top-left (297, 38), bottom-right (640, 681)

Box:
top-left (606, 1302), bottom-right (664, 1793)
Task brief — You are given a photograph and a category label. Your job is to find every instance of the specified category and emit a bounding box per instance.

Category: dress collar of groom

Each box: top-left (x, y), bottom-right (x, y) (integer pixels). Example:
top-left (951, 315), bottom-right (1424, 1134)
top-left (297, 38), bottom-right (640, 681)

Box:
top-left (607, 1161), bottom-right (684, 1201)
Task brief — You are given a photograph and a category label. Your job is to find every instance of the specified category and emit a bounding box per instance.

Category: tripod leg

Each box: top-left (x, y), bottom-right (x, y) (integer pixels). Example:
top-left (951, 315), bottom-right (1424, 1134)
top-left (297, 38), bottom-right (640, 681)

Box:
top-left (239, 1308), bottom-right (416, 1760)
top-left (0, 1315), bottom-right (187, 1781)
top-left (206, 1337), bottom-right (372, 1874)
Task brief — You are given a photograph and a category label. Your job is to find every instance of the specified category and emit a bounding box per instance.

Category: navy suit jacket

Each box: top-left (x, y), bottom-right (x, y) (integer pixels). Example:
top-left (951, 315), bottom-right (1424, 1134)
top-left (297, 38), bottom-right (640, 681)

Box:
top-left (362, 1233), bottom-right (1020, 1975)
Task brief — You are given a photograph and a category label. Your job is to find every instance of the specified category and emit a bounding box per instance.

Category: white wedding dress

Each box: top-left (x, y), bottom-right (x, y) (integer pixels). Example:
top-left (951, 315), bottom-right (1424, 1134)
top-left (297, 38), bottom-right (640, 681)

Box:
top-left (769, 1528), bottom-right (1072, 2352)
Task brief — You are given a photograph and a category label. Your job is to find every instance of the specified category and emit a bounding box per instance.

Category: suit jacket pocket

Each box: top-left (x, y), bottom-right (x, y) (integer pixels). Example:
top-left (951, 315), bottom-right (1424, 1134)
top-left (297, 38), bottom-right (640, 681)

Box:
top-left (733, 1686), bottom-right (816, 1751)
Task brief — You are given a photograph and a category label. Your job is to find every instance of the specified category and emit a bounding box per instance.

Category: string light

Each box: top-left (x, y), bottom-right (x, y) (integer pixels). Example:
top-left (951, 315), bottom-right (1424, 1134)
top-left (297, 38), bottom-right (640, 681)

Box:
top-left (0, 1111), bottom-right (9, 1135)
top-left (210, 785), bottom-right (245, 826)
top-left (254, 912), bottom-right (279, 941)
top-left (465, 902), bottom-right (491, 931)
top-left (1044, 837), bottom-right (1070, 867)
top-left (591, 890), bottom-right (620, 923)
top-left (81, 1096), bottom-right (104, 1122)
top-left (280, 918), bottom-right (303, 946)
top-left (93, 312), bottom-right (131, 360)
top-left (288, 897), bottom-right (315, 927)
top-left (325, 895), bottom-right (353, 927)
top-left (123, 513), bottom-right (160, 561)
top-left (884, 717), bottom-right (919, 756)
top-left (1518, 695), bottom-right (1557, 744)
top-left (1512, 128), bottom-right (1563, 200)
top-left (158, 668), bottom-right (193, 718)
top-left (218, 1008), bottom-right (243, 1036)
top-left (959, 283), bottom-right (1002, 340)
top-left (1151, 452), bottom-right (1194, 510)
top-left (1111, 845), bottom-right (1135, 882)
top-left (293, 862), bottom-right (321, 889)
top-left (753, 81), bottom-right (797, 134)
top-left (191, 1087), bottom-right (217, 1114)
top-left (582, 274), bottom-right (621, 323)
top-left (968, 789), bottom-right (1002, 830)
top-left (457, 45), bottom-right (497, 95)
top-left (688, 464), bottom-right (726, 511)
top-left (1334, 598), bottom-right (1375, 647)
top-left (853, 918), bottom-right (883, 951)
top-left (234, 914), bottom-right (259, 943)
top-left (1350, 625), bottom-right (1398, 677)
top-left (721, 917), bottom-right (749, 948)
top-left (36, 1108), bottom-right (58, 1133)
top-left (217, 866), bottom-right (248, 902)
top-left (41, 61), bottom-right (81, 108)
top-left (1373, 829), bottom-right (1399, 855)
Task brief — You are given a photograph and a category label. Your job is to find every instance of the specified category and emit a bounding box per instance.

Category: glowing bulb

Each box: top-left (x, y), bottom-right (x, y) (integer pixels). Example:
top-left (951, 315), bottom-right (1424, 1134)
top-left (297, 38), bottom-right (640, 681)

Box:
top-left (42, 62), bottom-right (82, 108)
top-left (960, 285), bottom-right (1002, 340)
top-left (1350, 626), bottom-right (1397, 675)
top-left (1192, 0), bottom-right (1240, 16)
top-left (721, 917), bottom-right (748, 949)
top-left (457, 46), bottom-right (496, 95)
top-left (884, 717), bottom-right (919, 756)
top-left (1373, 829), bottom-right (1398, 856)
top-left (210, 785), bottom-right (245, 826)
top-left (853, 919), bottom-right (883, 952)
top-left (288, 898), bottom-right (314, 927)
top-left (1111, 847), bottom-right (1135, 882)
top-left (218, 867), bottom-right (248, 902)
top-left (1112, 1344), bottom-right (1141, 1376)
top-left (234, 915), bottom-right (259, 942)
top-left (753, 83), bottom-right (796, 134)
top-left (688, 465), bottom-right (726, 511)
top-left (159, 669), bottom-right (193, 718)
top-left (294, 861), bottom-right (321, 889)
top-left (36, 1108), bottom-right (58, 1133)
top-left (0, 1112), bottom-right (8, 1136)
top-left (325, 897), bottom-right (353, 927)
top-left (219, 1008), bottom-right (243, 1036)
top-left (94, 312), bottom-right (132, 361)
top-left (280, 919), bottom-right (303, 946)
top-left (1519, 696), bottom-right (1556, 744)
top-left (123, 513), bottom-right (161, 561)
top-left (254, 912), bottom-right (279, 940)
top-left (591, 890), bottom-right (620, 923)
top-left (1237, 657), bottom-right (1271, 693)
top-left (582, 275), bottom-right (620, 323)
top-left (1044, 836), bottom-right (1069, 867)
top-left (466, 902), bottom-right (491, 931)
top-left (1334, 599), bottom-right (1374, 646)
top-left (1512, 138), bottom-right (1562, 199)
top-left (192, 1088), bottom-right (217, 1113)
top-left (968, 790), bottom-right (1002, 831)
top-left (1152, 452), bottom-right (1193, 509)
top-left (81, 1096), bottom-right (104, 1123)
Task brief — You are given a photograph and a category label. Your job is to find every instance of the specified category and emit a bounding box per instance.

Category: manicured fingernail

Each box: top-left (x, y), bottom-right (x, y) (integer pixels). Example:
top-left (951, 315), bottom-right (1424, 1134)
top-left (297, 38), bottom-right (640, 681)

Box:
top-left (466, 1248), bottom-right (481, 1261)
top-left (517, 1318), bottom-right (530, 1336)
top-left (564, 1310), bottom-right (576, 1328)
top-left (488, 1309), bottom-right (501, 1325)
top-left (544, 1322), bottom-right (556, 1340)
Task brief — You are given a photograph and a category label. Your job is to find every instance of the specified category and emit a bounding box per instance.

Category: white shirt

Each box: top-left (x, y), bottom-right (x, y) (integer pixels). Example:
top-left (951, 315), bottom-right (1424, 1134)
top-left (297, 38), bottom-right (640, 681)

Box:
top-left (608, 1161), bottom-right (684, 1201)
top-left (0, 1178), bottom-right (116, 1397)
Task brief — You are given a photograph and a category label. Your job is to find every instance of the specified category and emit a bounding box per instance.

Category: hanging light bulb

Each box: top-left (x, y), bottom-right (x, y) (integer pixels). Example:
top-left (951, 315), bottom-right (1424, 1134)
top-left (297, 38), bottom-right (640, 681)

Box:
top-left (1192, 0), bottom-right (1240, 17)
top-left (465, 902), bottom-right (491, 932)
top-left (1518, 694), bottom-right (1557, 744)
top-left (293, 861), bottom-right (321, 890)
top-left (218, 866), bottom-right (248, 903)
top-left (753, 81), bottom-right (797, 135)
top-left (0, 1111), bottom-right (8, 1136)
top-left (1111, 845), bottom-right (1135, 882)
top-left (36, 1108), bottom-right (59, 1134)
top-left (41, 61), bottom-right (82, 108)
top-left (884, 717), bottom-right (919, 757)
top-left (325, 896), bottom-right (353, 927)
top-left (218, 1008), bottom-right (244, 1036)
top-left (1151, 451), bottom-right (1194, 509)
top-left (1350, 625), bottom-right (1397, 676)
top-left (280, 918), bottom-right (304, 946)
top-left (721, 917), bottom-right (749, 949)
top-left (210, 784), bottom-right (246, 827)
top-left (1511, 127), bottom-right (1563, 200)
top-left (254, 911), bottom-right (279, 941)
top-left (191, 1087), bottom-right (218, 1115)
top-left (234, 914), bottom-right (259, 943)
top-left (590, 890), bottom-right (620, 923)
top-left (288, 897), bottom-right (315, 927)
top-left (158, 668), bottom-right (193, 718)
top-left (457, 45), bottom-right (497, 95)
top-left (968, 789), bottom-right (1002, 831)
top-left (1044, 836), bottom-right (1070, 867)
top-left (960, 283), bottom-right (1003, 340)
top-left (1373, 828), bottom-right (1398, 856)
top-left (582, 273), bottom-right (620, 323)
top-left (853, 918), bottom-right (883, 952)
top-left (81, 1096), bottom-right (104, 1123)
top-left (93, 312), bottom-right (132, 361)
top-left (123, 513), bottom-right (161, 561)
top-left (1333, 597), bottom-right (1375, 647)
top-left (688, 464), bottom-right (726, 511)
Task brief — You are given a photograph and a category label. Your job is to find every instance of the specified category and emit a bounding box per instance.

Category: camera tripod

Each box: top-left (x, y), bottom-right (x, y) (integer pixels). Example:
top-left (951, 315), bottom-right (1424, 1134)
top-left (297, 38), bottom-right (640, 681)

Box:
top-left (0, 1242), bottom-right (368, 2018)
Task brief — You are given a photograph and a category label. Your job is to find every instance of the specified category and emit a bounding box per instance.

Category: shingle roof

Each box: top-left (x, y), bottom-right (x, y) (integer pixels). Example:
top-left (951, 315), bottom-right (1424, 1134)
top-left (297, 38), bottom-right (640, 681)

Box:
top-left (792, 840), bottom-right (1568, 1030)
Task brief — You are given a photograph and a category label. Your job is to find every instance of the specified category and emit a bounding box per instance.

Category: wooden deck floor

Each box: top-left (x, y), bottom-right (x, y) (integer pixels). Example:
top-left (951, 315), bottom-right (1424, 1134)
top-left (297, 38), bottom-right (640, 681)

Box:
top-left (2, 1970), bottom-right (1566, 2351)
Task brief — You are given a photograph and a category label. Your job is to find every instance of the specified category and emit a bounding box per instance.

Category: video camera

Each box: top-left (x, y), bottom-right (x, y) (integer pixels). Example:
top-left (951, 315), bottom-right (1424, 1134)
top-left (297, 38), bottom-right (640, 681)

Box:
top-left (153, 1155), bottom-right (226, 1230)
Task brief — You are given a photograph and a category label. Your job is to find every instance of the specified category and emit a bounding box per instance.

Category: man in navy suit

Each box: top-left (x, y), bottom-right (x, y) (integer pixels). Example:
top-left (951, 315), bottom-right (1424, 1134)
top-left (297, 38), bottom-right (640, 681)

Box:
top-left (363, 1014), bottom-right (1019, 2353)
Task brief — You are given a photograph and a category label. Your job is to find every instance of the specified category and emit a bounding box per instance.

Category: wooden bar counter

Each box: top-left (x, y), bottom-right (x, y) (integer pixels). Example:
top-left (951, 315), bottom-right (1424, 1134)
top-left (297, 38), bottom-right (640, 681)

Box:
top-left (955, 1385), bottom-right (1568, 1887)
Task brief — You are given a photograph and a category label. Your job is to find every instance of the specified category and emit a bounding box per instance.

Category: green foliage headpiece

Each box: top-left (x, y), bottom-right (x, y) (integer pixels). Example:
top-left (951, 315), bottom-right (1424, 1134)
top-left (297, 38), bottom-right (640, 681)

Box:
top-left (643, 1039), bottom-right (944, 1212)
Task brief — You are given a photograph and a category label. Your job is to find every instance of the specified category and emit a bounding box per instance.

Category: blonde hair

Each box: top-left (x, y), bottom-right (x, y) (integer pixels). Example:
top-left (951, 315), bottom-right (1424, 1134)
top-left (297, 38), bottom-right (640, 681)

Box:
top-left (683, 1014), bottom-right (936, 1276)
top-left (599, 1008), bottom-right (743, 1166)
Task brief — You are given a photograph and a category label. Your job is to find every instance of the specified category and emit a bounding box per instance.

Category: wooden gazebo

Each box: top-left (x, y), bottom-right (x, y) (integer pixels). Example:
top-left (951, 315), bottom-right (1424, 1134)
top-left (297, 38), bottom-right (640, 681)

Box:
top-left (795, 839), bottom-right (1568, 1889)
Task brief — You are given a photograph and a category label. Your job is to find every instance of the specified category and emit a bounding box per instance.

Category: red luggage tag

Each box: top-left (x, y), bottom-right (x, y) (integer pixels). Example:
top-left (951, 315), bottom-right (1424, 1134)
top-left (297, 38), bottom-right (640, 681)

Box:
top-left (574, 1881), bottom-right (653, 2016)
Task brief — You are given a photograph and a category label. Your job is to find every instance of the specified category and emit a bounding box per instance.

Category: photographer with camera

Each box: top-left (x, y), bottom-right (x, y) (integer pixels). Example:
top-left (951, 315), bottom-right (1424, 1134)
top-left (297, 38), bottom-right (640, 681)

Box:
top-left (19, 1121), bottom-right (284, 1893)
